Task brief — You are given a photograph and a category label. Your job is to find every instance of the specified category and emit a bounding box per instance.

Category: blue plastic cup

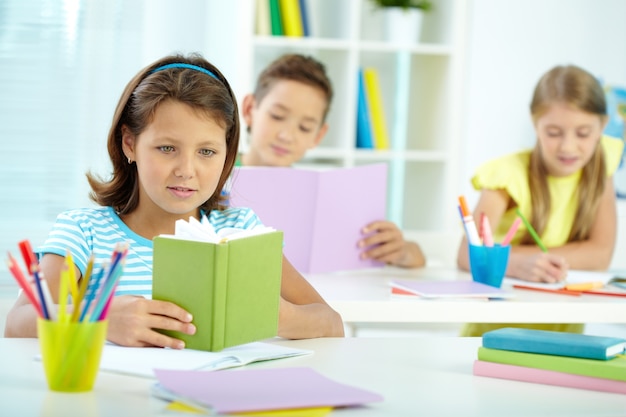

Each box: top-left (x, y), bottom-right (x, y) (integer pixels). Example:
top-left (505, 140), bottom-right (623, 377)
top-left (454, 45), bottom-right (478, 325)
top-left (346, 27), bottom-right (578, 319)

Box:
top-left (468, 244), bottom-right (511, 288)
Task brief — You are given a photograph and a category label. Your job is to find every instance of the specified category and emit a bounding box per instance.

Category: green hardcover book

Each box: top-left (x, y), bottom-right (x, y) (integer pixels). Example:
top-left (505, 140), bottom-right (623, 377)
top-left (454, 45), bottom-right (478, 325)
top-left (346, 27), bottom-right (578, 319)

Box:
top-left (268, 0), bottom-right (284, 36)
top-left (477, 347), bottom-right (626, 382)
top-left (152, 231), bottom-right (283, 352)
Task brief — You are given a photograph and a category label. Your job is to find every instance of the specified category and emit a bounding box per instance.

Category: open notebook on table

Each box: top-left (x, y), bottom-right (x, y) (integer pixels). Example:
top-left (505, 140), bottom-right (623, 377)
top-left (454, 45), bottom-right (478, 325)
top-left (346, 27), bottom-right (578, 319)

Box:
top-left (504, 270), bottom-right (626, 296)
top-left (86, 341), bottom-right (311, 378)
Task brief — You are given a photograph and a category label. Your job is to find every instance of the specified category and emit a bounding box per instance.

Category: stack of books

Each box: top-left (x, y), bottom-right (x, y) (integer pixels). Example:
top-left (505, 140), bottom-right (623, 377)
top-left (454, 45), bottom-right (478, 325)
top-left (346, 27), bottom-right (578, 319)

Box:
top-left (473, 327), bottom-right (626, 394)
top-left (256, 0), bottom-right (310, 37)
top-left (356, 67), bottom-right (390, 150)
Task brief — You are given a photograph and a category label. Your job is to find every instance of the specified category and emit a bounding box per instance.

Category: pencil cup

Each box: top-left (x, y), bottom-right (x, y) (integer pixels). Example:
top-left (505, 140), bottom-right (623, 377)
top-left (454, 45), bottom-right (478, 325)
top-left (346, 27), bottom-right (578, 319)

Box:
top-left (468, 244), bottom-right (511, 288)
top-left (37, 318), bottom-right (108, 392)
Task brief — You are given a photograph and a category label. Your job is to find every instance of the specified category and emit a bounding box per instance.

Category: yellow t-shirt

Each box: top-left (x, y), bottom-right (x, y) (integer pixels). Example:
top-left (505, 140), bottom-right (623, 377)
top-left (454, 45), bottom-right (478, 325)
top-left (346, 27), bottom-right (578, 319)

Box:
top-left (472, 135), bottom-right (624, 247)
top-left (461, 135), bottom-right (624, 337)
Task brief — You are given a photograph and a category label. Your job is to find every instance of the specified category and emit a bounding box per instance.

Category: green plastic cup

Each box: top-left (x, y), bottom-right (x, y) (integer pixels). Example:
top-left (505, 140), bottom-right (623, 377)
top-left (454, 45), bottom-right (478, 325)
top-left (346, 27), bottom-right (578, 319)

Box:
top-left (38, 318), bottom-right (108, 392)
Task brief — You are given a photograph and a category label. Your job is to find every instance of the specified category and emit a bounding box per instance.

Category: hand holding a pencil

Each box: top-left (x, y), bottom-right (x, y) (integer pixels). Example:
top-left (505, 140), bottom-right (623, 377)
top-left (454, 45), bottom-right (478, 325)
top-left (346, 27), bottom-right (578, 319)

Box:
top-left (510, 252), bottom-right (568, 283)
top-left (508, 209), bottom-right (568, 283)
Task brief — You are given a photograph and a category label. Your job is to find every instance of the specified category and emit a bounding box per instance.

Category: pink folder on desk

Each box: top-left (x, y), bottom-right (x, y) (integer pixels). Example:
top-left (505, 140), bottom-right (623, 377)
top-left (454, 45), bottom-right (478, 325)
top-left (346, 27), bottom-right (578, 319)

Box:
top-left (473, 360), bottom-right (626, 394)
top-left (390, 280), bottom-right (515, 299)
top-left (229, 164), bottom-right (388, 273)
top-left (153, 367), bottom-right (384, 414)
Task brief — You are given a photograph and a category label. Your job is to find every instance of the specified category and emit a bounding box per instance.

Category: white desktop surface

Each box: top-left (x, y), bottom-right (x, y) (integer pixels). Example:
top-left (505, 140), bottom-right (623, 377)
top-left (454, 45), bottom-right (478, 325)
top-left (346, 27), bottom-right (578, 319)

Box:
top-left (305, 267), bottom-right (626, 324)
top-left (0, 337), bottom-right (624, 416)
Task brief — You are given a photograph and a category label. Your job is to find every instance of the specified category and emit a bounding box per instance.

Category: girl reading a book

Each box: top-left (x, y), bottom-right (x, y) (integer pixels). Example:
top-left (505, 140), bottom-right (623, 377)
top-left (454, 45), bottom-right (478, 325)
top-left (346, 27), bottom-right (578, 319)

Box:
top-left (239, 53), bottom-right (426, 268)
top-left (5, 53), bottom-right (344, 346)
top-left (457, 64), bottom-right (623, 336)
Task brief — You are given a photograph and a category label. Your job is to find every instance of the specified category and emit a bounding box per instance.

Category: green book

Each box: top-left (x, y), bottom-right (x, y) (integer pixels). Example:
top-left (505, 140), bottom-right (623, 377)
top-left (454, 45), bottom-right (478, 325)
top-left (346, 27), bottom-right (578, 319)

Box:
top-left (152, 231), bottom-right (283, 352)
top-left (268, 0), bottom-right (284, 36)
top-left (477, 347), bottom-right (626, 382)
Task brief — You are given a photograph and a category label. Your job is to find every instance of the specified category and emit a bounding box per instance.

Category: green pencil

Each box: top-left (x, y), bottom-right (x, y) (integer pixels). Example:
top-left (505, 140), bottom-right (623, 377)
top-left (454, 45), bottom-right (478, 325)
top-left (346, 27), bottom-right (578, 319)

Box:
top-left (515, 208), bottom-right (547, 252)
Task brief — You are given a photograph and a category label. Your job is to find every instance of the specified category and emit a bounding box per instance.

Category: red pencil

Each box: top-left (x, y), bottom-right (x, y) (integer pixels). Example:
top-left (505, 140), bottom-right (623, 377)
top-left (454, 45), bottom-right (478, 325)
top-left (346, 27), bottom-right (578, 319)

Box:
top-left (513, 284), bottom-right (581, 296)
top-left (6, 253), bottom-right (44, 317)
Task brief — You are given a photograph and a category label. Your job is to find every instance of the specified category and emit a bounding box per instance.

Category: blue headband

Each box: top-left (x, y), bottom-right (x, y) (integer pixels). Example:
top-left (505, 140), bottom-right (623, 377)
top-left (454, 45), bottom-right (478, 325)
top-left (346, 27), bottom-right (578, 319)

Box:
top-left (150, 63), bottom-right (219, 81)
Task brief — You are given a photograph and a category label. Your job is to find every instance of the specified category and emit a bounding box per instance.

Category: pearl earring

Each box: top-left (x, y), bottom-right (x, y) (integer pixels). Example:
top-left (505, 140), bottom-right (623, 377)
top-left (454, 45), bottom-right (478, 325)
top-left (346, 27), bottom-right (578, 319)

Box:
top-left (128, 157), bottom-right (132, 164)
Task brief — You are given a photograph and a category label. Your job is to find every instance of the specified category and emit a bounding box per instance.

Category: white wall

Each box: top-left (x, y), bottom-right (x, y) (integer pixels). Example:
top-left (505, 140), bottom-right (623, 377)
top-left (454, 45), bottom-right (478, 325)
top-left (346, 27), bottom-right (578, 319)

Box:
top-left (461, 0), bottom-right (626, 207)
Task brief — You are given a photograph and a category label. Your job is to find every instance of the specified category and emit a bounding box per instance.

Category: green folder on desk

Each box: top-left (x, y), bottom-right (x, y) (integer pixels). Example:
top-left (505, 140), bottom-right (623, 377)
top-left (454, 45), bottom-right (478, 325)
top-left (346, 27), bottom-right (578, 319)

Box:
top-left (152, 231), bottom-right (284, 352)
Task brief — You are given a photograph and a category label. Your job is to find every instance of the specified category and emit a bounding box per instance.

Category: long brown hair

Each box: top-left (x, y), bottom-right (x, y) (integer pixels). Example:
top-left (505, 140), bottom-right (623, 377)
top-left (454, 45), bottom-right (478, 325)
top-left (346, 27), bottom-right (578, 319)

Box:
top-left (86, 53), bottom-right (240, 214)
top-left (525, 65), bottom-right (607, 243)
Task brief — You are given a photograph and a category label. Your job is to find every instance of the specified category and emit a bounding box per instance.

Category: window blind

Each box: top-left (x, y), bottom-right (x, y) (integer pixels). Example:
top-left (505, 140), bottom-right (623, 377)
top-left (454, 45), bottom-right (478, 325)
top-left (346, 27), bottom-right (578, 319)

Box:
top-left (0, 0), bottom-right (135, 284)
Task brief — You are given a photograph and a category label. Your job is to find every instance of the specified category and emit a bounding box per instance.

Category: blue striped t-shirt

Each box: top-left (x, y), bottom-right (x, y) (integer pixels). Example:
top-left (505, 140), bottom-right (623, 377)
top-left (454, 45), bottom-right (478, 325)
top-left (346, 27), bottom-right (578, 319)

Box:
top-left (36, 206), bottom-right (264, 299)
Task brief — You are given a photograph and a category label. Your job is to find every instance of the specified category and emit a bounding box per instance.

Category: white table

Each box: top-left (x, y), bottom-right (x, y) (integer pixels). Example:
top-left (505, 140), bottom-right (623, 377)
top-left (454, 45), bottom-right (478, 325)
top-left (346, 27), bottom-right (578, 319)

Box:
top-left (305, 266), bottom-right (626, 325)
top-left (0, 337), bottom-right (624, 416)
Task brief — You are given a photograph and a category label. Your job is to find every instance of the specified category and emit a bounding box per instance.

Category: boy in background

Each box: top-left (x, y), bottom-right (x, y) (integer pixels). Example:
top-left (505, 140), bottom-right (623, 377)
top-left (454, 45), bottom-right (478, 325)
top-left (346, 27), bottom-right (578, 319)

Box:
top-left (240, 54), bottom-right (425, 268)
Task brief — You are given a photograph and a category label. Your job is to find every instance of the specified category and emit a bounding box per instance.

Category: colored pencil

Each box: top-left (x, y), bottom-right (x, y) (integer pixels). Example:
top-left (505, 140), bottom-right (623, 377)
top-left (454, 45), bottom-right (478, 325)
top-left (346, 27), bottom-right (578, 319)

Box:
top-left (515, 208), bottom-right (547, 252)
top-left (501, 217), bottom-right (522, 246)
top-left (6, 253), bottom-right (43, 317)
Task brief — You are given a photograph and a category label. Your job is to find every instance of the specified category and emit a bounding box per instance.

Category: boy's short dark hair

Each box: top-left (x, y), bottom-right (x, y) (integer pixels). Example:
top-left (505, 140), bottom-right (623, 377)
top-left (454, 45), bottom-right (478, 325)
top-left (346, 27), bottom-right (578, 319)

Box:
top-left (253, 54), bottom-right (333, 121)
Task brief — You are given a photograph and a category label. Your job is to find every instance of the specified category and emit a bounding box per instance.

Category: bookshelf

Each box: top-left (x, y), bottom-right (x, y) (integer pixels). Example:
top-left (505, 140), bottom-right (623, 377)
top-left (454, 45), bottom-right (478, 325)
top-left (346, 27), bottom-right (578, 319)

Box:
top-left (234, 0), bottom-right (468, 235)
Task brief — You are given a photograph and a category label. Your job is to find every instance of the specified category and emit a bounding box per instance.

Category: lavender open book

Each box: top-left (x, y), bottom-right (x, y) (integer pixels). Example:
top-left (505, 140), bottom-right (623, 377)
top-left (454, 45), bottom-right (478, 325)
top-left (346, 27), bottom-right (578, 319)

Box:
top-left (390, 280), bottom-right (515, 299)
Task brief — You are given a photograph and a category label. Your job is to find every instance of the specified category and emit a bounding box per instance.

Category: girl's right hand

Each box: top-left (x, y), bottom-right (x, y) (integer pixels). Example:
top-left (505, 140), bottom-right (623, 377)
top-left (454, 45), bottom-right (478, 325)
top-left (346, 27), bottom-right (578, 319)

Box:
top-left (513, 253), bottom-right (569, 283)
top-left (105, 295), bottom-right (196, 349)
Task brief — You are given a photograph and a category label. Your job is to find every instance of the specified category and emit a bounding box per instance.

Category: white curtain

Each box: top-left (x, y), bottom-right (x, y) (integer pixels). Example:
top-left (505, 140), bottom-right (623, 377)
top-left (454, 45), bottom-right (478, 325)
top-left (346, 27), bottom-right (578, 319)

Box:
top-left (0, 0), bottom-right (143, 283)
top-left (0, 0), bottom-right (236, 284)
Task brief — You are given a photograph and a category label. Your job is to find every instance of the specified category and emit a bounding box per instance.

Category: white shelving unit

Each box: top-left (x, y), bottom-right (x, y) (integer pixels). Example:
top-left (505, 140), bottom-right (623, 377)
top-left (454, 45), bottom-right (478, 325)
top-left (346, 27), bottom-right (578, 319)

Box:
top-left (236, 0), bottom-right (468, 235)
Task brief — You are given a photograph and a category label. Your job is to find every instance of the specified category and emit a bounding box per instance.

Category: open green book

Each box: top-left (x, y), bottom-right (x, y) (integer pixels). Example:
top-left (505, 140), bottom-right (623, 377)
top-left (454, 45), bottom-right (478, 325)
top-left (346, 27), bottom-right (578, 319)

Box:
top-left (152, 217), bottom-right (283, 352)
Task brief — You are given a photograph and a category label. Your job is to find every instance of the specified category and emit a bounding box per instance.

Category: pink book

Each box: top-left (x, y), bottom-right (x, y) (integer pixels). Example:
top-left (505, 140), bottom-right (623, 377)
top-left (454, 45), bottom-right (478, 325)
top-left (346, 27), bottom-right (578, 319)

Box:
top-left (473, 360), bottom-right (626, 395)
top-left (152, 366), bottom-right (384, 413)
top-left (229, 164), bottom-right (387, 274)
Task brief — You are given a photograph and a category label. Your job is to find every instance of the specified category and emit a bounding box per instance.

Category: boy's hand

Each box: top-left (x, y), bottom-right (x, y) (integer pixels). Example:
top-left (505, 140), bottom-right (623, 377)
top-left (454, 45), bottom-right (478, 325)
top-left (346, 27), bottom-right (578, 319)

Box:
top-left (358, 221), bottom-right (425, 268)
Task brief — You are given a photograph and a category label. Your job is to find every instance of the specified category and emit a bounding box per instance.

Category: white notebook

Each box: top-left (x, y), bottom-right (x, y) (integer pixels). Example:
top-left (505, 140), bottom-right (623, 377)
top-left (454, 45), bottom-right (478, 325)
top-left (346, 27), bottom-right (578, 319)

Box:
top-left (36, 341), bottom-right (312, 379)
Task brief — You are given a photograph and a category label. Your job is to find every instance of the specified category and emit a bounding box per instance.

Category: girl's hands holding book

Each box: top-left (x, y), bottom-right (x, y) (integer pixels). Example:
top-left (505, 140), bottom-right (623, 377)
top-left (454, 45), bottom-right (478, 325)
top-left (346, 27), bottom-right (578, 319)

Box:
top-left (106, 296), bottom-right (196, 349)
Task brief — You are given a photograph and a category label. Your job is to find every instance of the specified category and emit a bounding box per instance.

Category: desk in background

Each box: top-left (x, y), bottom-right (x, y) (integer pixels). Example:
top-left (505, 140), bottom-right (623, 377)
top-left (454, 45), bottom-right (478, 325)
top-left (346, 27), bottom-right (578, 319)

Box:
top-left (0, 337), bottom-right (624, 416)
top-left (305, 267), bottom-right (626, 335)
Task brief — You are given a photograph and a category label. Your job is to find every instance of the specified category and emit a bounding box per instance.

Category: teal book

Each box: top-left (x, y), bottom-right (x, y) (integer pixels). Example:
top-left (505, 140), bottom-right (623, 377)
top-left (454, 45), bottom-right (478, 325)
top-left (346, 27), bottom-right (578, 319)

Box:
top-left (477, 347), bottom-right (626, 382)
top-left (483, 327), bottom-right (626, 360)
top-left (356, 68), bottom-right (374, 149)
top-left (152, 229), bottom-right (284, 352)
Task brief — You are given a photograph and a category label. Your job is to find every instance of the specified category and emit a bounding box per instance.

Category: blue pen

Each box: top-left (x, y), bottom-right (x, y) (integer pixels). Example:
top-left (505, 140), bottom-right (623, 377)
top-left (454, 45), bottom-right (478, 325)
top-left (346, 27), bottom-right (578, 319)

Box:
top-left (458, 205), bottom-right (470, 239)
top-left (31, 266), bottom-right (50, 320)
top-left (79, 267), bottom-right (105, 322)
top-left (89, 260), bottom-right (124, 322)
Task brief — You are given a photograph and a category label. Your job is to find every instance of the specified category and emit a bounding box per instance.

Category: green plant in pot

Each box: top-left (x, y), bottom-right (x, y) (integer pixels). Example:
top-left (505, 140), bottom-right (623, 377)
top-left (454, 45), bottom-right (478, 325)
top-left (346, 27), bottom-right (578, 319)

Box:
top-left (370, 0), bottom-right (431, 43)
top-left (370, 0), bottom-right (433, 12)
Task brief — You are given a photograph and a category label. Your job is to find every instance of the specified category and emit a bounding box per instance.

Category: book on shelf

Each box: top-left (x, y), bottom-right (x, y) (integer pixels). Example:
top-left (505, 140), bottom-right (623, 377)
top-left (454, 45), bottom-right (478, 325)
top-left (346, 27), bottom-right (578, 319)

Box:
top-left (229, 164), bottom-right (388, 274)
top-left (152, 217), bottom-right (284, 352)
top-left (390, 279), bottom-right (515, 299)
top-left (473, 360), bottom-right (626, 395)
top-left (298, 0), bottom-right (310, 36)
top-left (151, 366), bottom-right (384, 414)
top-left (482, 327), bottom-right (626, 360)
top-left (255, 0), bottom-right (271, 36)
top-left (356, 68), bottom-right (374, 149)
top-left (477, 347), bottom-right (626, 382)
top-left (279, 0), bottom-right (303, 37)
top-left (93, 341), bottom-right (311, 378)
top-left (268, 0), bottom-right (284, 36)
top-left (363, 67), bottom-right (390, 150)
